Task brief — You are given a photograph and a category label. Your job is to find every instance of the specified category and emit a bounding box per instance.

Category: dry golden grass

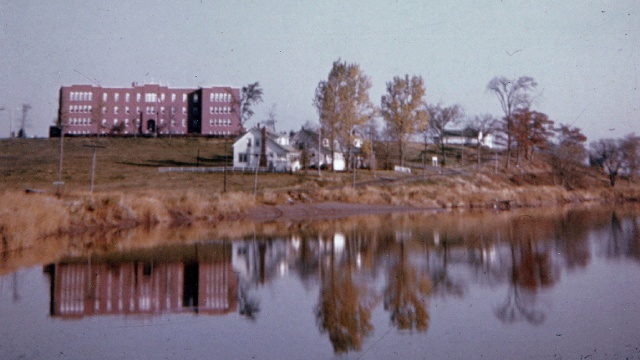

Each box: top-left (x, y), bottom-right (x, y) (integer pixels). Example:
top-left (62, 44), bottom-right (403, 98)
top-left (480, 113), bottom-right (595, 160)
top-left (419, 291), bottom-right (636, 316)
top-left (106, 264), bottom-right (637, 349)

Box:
top-left (0, 192), bottom-right (69, 249)
top-left (0, 189), bottom-right (258, 253)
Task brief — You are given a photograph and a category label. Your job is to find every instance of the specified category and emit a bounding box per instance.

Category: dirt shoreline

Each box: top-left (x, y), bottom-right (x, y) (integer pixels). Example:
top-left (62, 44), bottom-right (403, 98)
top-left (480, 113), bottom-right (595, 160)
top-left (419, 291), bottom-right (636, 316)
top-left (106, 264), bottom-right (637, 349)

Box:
top-left (2, 177), bottom-right (640, 255)
top-left (245, 202), bottom-right (442, 222)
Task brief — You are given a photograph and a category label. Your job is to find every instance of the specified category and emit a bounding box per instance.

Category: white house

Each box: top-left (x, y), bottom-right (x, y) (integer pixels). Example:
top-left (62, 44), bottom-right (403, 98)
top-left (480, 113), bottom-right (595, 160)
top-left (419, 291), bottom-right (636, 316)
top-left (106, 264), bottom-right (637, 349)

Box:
top-left (233, 127), bottom-right (301, 172)
top-left (440, 128), bottom-right (495, 149)
top-left (290, 127), bottom-right (346, 171)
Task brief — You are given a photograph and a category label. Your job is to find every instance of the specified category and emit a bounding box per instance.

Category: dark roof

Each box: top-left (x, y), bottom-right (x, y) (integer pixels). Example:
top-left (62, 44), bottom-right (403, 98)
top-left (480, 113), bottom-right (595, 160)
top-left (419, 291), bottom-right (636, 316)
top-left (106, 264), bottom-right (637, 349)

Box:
top-left (443, 127), bottom-right (480, 138)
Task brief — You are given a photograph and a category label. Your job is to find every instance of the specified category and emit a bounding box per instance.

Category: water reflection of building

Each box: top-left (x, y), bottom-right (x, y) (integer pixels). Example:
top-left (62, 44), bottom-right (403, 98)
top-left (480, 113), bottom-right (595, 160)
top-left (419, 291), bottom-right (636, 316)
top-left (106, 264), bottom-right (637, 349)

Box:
top-left (230, 234), bottom-right (363, 288)
top-left (232, 237), bottom-right (318, 285)
top-left (45, 243), bottom-right (238, 318)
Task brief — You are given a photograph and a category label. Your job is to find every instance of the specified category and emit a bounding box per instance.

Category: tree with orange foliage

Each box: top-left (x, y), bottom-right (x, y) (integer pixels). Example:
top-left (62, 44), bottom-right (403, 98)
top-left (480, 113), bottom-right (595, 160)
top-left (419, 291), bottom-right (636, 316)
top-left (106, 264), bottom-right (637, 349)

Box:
top-left (511, 108), bottom-right (555, 165)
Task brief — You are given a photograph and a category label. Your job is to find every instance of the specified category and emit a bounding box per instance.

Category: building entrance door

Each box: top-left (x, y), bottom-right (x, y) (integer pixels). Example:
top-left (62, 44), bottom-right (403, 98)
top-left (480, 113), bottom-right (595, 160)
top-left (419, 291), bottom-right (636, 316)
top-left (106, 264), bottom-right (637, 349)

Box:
top-left (147, 119), bottom-right (156, 134)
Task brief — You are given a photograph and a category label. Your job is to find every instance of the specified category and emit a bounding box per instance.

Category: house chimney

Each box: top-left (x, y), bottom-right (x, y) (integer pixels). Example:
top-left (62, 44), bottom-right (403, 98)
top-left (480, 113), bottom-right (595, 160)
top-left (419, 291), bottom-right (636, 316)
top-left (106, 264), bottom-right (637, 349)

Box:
top-left (260, 126), bottom-right (267, 167)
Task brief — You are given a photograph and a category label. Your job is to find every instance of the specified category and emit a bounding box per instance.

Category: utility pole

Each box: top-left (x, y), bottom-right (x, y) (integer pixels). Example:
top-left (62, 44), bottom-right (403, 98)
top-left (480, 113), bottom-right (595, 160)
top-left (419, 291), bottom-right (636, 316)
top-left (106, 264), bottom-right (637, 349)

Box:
top-left (83, 144), bottom-right (106, 194)
top-left (0, 107), bottom-right (5, 137)
top-left (55, 121), bottom-right (65, 196)
top-left (253, 153), bottom-right (260, 198)
top-left (9, 108), bottom-right (14, 138)
top-left (223, 136), bottom-right (228, 193)
top-left (19, 104), bottom-right (31, 138)
top-left (168, 106), bottom-right (175, 138)
top-left (318, 127), bottom-right (322, 177)
top-left (352, 152), bottom-right (356, 188)
top-left (369, 122), bottom-right (376, 179)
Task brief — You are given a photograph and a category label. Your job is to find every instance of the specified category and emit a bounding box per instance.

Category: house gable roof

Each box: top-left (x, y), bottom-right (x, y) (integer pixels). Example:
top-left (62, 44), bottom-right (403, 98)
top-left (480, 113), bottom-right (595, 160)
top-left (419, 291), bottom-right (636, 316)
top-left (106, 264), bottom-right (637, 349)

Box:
top-left (234, 127), bottom-right (298, 155)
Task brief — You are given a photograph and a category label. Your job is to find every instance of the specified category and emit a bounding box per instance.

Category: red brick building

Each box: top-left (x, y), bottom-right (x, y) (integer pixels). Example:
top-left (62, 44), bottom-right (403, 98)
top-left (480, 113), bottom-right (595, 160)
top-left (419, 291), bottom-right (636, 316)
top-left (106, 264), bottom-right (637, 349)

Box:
top-left (57, 83), bottom-right (241, 137)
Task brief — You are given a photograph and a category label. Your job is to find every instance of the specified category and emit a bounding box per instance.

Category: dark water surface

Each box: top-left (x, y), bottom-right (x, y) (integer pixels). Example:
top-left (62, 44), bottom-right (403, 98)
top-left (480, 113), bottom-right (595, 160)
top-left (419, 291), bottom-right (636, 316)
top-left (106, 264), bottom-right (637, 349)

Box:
top-left (2, 205), bottom-right (640, 359)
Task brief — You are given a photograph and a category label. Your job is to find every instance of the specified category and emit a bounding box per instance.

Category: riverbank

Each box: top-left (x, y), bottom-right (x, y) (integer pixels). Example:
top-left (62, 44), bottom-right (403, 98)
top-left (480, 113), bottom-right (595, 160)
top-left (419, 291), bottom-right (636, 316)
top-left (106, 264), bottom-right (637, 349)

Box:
top-left (2, 169), bottom-right (640, 255)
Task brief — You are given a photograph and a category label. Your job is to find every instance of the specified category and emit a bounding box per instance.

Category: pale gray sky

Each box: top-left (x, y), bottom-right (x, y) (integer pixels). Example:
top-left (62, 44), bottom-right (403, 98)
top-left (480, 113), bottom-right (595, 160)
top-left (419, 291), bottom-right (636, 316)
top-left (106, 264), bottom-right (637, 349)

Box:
top-left (1, 1), bottom-right (638, 141)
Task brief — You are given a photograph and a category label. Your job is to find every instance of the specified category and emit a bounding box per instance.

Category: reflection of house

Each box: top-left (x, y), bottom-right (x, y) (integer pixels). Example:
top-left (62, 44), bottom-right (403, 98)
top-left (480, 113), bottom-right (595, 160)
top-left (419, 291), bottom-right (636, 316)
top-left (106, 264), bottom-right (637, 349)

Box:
top-left (45, 243), bottom-right (238, 318)
top-left (232, 127), bottom-right (300, 172)
top-left (232, 240), bottom-right (294, 285)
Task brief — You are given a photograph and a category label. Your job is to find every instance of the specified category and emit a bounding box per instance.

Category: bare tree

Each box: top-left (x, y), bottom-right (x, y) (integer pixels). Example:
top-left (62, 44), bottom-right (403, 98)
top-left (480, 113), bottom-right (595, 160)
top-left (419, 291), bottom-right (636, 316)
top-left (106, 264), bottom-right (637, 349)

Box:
top-left (468, 113), bottom-right (500, 168)
top-left (380, 75), bottom-right (428, 167)
top-left (91, 99), bottom-right (105, 137)
top-left (487, 76), bottom-right (538, 168)
top-left (363, 117), bottom-right (379, 172)
top-left (590, 138), bottom-right (626, 186)
top-left (166, 106), bottom-right (176, 137)
top-left (426, 103), bottom-right (464, 165)
top-left (620, 133), bottom-right (640, 182)
top-left (110, 121), bottom-right (126, 135)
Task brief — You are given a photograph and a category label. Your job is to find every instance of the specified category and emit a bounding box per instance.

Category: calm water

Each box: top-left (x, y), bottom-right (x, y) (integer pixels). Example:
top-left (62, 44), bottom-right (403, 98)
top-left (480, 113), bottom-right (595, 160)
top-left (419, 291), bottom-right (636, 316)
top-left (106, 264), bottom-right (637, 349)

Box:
top-left (2, 206), bottom-right (640, 359)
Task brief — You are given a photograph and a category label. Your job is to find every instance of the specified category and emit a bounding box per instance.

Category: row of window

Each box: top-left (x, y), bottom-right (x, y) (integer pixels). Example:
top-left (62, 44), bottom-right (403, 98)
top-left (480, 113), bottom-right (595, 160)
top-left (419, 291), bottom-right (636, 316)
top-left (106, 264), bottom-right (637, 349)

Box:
top-left (247, 138), bottom-right (261, 147)
top-left (67, 118), bottom-right (92, 125)
top-left (100, 92), bottom-right (186, 103)
top-left (70, 117), bottom-right (233, 128)
top-left (210, 93), bottom-right (233, 102)
top-left (208, 118), bottom-right (233, 126)
top-left (208, 130), bottom-right (233, 136)
top-left (94, 92), bottom-right (232, 104)
top-left (192, 93), bottom-right (234, 103)
top-left (98, 118), bottom-right (189, 128)
top-left (66, 128), bottom-right (234, 135)
top-left (69, 92), bottom-right (93, 101)
top-left (99, 105), bottom-right (192, 116)
top-left (237, 151), bottom-right (276, 162)
top-left (209, 106), bottom-right (232, 114)
top-left (69, 105), bottom-right (93, 113)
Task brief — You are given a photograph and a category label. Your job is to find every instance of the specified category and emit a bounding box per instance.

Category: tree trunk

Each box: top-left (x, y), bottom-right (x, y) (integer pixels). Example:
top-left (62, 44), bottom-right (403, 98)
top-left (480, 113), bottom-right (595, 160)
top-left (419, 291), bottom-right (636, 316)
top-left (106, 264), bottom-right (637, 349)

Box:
top-left (609, 172), bottom-right (617, 187)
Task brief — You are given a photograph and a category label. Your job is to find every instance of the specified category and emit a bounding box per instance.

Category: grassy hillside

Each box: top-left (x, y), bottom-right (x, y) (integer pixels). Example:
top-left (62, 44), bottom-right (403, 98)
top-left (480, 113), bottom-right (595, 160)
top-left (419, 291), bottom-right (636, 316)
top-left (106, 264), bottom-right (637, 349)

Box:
top-left (0, 136), bottom-right (348, 193)
top-left (1, 136), bottom-right (633, 195)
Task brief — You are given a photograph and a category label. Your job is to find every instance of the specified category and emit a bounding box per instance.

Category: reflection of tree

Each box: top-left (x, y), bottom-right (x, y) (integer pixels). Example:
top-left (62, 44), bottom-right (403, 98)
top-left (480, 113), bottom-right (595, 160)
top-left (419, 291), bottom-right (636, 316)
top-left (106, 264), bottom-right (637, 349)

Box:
top-left (495, 237), bottom-right (557, 325)
top-left (553, 211), bottom-right (591, 269)
top-left (607, 212), bottom-right (623, 258)
top-left (315, 235), bottom-right (377, 354)
top-left (294, 237), bottom-right (319, 287)
top-left (238, 281), bottom-right (260, 321)
top-left (429, 239), bottom-right (464, 298)
top-left (631, 214), bottom-right (640, 262)
top-left (606, 211), bottom-right (640, 262)
top-left (384, 241), bottom-right (431, 332)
